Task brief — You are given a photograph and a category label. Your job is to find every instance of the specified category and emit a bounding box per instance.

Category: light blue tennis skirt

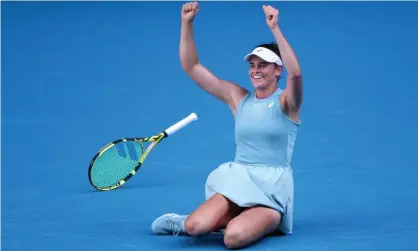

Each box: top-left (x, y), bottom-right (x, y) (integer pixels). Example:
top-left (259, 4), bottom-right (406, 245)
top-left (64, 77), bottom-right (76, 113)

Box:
top-left (205, 161), bottom-right (294, 235)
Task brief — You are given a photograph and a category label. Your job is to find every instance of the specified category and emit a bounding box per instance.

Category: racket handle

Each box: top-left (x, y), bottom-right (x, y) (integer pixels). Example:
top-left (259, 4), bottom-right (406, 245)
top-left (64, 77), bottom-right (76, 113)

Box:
top-left (164, 113), bottom-right (198, 136)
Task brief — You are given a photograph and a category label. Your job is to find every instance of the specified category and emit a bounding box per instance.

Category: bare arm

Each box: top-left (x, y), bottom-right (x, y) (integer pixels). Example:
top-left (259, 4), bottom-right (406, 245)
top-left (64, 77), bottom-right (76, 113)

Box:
top-left (263, 5), bottom-right (303, 121)
top-left (271, 26), bottom-right (303, 115)
top-left (180, 3), bottom-right (247, 114)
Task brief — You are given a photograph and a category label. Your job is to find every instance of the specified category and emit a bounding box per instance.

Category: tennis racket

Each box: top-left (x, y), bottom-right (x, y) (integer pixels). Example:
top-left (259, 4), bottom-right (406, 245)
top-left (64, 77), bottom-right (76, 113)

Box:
top-left (88, 112), bottom-right (198, 191)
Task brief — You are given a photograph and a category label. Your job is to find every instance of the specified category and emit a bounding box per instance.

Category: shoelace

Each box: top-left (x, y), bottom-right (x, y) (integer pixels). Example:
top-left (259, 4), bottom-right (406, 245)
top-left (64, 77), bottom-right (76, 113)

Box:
top-left (165, 217), bottom-right (183, 236)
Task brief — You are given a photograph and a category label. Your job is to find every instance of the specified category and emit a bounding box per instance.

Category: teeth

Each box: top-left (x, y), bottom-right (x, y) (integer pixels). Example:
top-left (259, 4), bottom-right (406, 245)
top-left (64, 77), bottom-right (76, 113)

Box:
top-left (253, 75), bottom-right (263, 79)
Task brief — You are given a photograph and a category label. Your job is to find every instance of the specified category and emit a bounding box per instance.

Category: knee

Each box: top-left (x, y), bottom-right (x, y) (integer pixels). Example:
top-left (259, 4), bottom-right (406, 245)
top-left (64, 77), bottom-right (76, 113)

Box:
top-left (184, 216), bottom-right (209, 236)
top-left (223, 227), bottom-right (247, 249)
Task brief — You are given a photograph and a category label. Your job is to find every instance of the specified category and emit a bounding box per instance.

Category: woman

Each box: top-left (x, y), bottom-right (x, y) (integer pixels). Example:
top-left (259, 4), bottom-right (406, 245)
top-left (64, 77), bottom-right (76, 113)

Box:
top-left (151, 2), bottom-right (303, 249)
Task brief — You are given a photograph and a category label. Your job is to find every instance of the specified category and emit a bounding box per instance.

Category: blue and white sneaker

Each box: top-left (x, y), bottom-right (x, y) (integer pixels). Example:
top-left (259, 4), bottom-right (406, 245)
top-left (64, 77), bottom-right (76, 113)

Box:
top-left (151, 213), bottom-right (188, 236)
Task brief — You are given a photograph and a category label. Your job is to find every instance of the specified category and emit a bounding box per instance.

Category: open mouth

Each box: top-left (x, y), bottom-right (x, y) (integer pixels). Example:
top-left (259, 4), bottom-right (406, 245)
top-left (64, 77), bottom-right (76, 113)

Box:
top-left (252, 74), bottom-right (264, 79)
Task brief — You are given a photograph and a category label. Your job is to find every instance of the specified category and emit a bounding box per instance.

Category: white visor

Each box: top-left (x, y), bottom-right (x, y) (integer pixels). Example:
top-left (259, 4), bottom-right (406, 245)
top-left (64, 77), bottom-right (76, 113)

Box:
top-left (244, 47), bottom-right (283, 66)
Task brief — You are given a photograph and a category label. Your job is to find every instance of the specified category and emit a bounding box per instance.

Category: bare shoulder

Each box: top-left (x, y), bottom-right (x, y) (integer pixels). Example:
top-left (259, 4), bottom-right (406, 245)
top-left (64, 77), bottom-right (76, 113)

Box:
top-left (279, 89), bottom-right (301, 123)
top-left (220, 79), bottom-right (249, 116)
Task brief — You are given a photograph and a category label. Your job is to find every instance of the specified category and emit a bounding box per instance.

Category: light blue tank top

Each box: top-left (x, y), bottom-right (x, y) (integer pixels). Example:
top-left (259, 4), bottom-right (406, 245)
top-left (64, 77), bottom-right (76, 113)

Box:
top-left (234, 88), bottom-right (300, 167)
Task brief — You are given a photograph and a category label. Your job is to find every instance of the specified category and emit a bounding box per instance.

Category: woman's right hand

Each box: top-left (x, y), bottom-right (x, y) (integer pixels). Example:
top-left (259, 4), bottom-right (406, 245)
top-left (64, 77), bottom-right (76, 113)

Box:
top-left (181, 2), bottom-right (199, 23)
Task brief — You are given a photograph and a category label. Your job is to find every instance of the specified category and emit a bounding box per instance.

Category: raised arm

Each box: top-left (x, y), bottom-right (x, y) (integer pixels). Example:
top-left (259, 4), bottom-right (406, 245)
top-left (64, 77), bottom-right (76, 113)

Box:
top-left (263, 5), bottom-right (303, 122)
top-left (180, 2), bottom-right (247, 114)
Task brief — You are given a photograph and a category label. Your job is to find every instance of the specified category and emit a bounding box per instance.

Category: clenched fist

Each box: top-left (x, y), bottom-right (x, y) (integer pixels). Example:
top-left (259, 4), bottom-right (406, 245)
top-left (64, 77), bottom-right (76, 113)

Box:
top-left (181, 2), bottom-right (199, 23)
top-left (262, 5), bottom-right (279, 29)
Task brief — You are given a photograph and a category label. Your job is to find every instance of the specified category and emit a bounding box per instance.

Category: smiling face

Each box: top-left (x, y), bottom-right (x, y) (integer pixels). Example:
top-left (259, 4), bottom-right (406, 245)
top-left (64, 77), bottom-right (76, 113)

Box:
top-left (248, 55), bottom-right (282, 91)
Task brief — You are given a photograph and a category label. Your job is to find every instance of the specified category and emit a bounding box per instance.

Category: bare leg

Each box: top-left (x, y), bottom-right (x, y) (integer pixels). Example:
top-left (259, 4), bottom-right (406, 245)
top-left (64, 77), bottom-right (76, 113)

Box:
top-left (223, 206), bottom-right (281, 249)
top-left (185, 193), bottom-right (242, 236)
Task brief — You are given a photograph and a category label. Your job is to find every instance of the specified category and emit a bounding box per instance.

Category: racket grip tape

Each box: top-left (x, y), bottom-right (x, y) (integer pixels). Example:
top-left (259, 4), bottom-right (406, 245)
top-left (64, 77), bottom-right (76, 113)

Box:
top-left (164, 113), bottom-right (198, 136)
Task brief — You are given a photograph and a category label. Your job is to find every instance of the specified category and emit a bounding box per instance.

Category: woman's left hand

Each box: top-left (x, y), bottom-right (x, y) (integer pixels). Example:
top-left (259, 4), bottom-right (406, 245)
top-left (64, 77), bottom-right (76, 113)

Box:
top-left (262, 5), bottom-right (279, 29)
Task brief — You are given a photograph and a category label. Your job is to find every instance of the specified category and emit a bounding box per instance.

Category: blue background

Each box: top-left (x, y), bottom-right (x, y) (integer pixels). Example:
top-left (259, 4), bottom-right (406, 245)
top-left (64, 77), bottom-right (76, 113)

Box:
top-left (2, 1), bottom-right (418, 250)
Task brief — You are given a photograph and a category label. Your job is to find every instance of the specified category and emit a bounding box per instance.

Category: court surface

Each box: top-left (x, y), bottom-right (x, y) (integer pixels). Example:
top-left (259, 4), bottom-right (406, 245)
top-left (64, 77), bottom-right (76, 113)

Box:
top-left (2, 2), bottom-right (418, 251)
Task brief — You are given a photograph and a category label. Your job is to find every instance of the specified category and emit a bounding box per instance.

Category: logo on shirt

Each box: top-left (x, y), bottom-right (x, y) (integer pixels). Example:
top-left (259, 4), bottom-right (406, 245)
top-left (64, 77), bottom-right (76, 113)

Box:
top-left (268, 101), bottom-right (274, 108)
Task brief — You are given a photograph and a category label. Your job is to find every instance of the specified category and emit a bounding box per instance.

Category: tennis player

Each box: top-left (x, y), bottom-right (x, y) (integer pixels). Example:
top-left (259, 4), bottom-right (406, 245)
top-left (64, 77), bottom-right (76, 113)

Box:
top-left (151, 2), bottom-right (303, 249)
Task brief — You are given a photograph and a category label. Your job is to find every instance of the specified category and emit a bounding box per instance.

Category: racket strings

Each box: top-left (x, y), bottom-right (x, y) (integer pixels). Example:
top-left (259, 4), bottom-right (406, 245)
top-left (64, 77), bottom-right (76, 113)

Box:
top-left (90, 141), bottom-right (144, 188)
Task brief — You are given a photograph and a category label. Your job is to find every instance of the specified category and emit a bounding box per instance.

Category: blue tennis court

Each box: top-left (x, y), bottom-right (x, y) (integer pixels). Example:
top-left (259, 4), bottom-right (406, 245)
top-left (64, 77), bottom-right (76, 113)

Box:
top-left (2, 1), bottom-right (418, 250)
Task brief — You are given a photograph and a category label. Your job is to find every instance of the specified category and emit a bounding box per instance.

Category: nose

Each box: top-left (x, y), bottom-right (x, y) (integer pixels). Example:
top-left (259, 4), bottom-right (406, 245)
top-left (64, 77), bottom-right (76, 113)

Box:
top-left (250, 70), bottom-right (258, 76)
top-left (250, 67), bottom-right (261, 73)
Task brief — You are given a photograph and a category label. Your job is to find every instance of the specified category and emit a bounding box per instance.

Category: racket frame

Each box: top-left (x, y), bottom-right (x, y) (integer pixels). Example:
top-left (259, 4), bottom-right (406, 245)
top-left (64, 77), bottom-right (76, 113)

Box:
top-left (88, 113), bottom-right (197, 191)
top-left (88, 132), bottom-right (167, 191)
